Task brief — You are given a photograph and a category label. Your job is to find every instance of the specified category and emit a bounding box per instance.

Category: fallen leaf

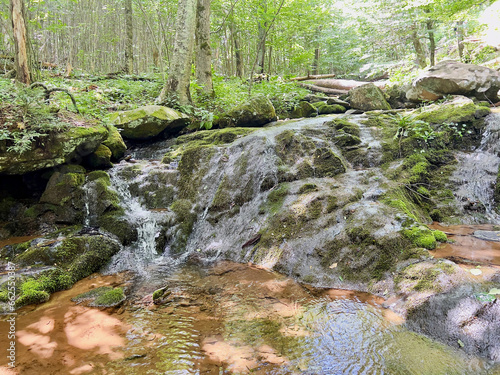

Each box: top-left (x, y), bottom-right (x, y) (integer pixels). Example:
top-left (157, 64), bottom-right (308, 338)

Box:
top-left (329, 263), bottom-right (338, 269)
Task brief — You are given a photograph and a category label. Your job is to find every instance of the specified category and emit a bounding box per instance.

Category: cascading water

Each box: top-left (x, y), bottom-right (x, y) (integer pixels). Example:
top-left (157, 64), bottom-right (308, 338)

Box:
top-left (451, 112), bottom-right (500, 222)
top-left (101, 159), bottom-right (179, 278)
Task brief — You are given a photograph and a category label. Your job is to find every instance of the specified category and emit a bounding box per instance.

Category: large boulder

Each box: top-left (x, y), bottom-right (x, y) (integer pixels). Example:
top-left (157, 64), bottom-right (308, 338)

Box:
top-left (217, 96), bottom-right (277, 128)
top-left (110, 105), bottom-right (190, 140)
top-left (0, 125), bottom-right (109, 175)
top-left (407, 60), bottom-right (500, 102)
top-left (348, 83), bottom-right (391, 111)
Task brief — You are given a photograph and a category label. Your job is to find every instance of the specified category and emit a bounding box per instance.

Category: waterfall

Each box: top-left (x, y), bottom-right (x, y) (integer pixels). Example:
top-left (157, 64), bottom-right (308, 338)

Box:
top-left (451, 112), bottom-right (500, 222)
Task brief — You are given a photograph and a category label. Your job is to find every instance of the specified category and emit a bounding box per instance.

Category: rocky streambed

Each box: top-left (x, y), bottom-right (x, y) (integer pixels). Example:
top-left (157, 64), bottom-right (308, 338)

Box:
top-left (1, 95), bottom-right (500, 373)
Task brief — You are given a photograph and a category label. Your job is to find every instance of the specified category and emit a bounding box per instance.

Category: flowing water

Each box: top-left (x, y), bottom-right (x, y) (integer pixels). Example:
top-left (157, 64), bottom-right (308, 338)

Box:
top-left (2, 115), bottom-right (500, 374)
top-left (451, 112), bottom-right (500, 222)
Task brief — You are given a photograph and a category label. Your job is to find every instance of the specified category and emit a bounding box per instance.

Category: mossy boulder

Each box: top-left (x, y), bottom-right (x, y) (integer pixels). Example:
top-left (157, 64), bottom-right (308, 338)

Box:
top-left (83, 144), bottom-right (113, 169)
top-left (348, 83), bottom-right (391, 111)
top-left (403, 226), bottom-right (448, 250)
top-left (0, 124), bottom-right (109, 175)
top-left (4, 233), bottom-right (121, 309)
top-left (102, 125), bottom-right (127, 160)
top-left (413, 95), bottom-right (490, 124)
top-left (290, 101), bottom-right (318, 118)
top-left (110, 105), bottom-right (190, 140)
top-left (217, 96), bottom-right (277, 128)
top-left (313, 101), bottom-right (346, 114)
top-left (39, 167), bottom-right (86, 224)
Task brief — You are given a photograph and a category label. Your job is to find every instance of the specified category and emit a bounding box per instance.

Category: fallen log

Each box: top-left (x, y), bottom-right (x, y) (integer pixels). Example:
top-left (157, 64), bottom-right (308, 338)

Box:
top-left (297, 82), bottom-right (348, 95)
top-left (305, 78), bottom-right (386, 91)
top-left (290, 73), bottom-right (336, 82)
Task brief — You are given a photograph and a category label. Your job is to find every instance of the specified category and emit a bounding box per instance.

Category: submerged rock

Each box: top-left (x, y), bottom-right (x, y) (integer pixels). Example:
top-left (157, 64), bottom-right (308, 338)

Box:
top-left (217, 96), bottom-right (277, 128)
top-left (110, 105), bottom-right (190, 140)
top-left (407, 60), bottom-right (500, 102)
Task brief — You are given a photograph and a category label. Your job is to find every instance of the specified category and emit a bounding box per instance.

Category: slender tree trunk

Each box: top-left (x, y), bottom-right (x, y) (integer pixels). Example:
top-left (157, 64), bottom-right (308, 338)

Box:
top-left (124, 0), bottom-right (133, 74)
top-left (456, 20), bottom-right (464, 61)
top-left (158, 0), bottom-right (197, 105)
top-left (256, 0), bottom-right (267, 74)
top-left (230, 17), bottom-right (243, 78)
top-left (426, 19), bottom-right (436, 66)
top-left (195, 0), bottom-right (213, 96)
top-left (311, 48), bottom-right (320, 75)
top-left (10, 0), bottom-right (30, 84)
top-left (411, 29), bottom-right (427, 68)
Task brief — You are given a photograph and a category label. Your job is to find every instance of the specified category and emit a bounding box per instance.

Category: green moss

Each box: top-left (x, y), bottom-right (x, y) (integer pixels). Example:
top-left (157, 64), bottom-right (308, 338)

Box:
top-left (84, 144), bottom-right (113, 169)
top-left (298, 183), bottom-right (318, 194)
top-left (72, 286), bottom-right (113, 302)
top-left (433, 230), bottom-right (447, 242)
top-left (92, 287), bottom-right (125, 307)
top-left (170, 199), bottom-right (197, 254)
top-left (260, 183), bottom-right (289, 214)
top-left (102, 125), bottom-right (127, 160)
top-left (307, 199), bottom-right (323, 219)
top-left (403, 226), bottom-right (437, 250)
top-left (152, 288), bottom-right (165, 300)
top-left (325, 195), bottom-right (338, 213)
top-left (11, 234), bottom-right (121, 309)
top-left (325, 118), bottom-right (361, 137)
top-left (290, 101), bottom-right (318, 118)
top-left (313, 147), bottom-right (346, 177)
top-left (98, 213), bottom-right (136, 245)
top-left (396, 262), bottom-right (456, 292)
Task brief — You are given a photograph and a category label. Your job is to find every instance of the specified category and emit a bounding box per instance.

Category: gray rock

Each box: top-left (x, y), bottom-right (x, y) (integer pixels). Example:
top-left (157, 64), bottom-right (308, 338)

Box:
top-left (110, 105), bottom-right (190, 140)
top-left (217, 96), bottom-right (277, 128)
top-left (348, 83), bottom-right (392, 111)
top-left (407, 60), bottom-right (500, 102)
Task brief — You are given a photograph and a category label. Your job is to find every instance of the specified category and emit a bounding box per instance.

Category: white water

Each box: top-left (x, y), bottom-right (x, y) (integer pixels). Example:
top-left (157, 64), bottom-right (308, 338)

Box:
top-left (451, 113), bottom-right (500, 222)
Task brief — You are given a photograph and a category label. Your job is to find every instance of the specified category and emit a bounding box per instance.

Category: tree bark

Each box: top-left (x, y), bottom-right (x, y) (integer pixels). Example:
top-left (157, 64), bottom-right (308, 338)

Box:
top-left (256, 0), bottom-right (267, 74)
top-left (411, 28), bottom-right (427, 68)
top-left (426, 19), bottom-right (436, 67)
top-left (195, 0), bottom-right (213, 96)
top-left (10, 0), bottom-right (30, 84)
top-left (158, 0), bottom-right (197, 105)
top-left (124, 0), bottom-right (133, 74)
top-left (230, 17), bottom-right (243, 78)
top-left (456, 20), bottom-right (464, 61)
top-left (311, 47), bottom-right (320, 75)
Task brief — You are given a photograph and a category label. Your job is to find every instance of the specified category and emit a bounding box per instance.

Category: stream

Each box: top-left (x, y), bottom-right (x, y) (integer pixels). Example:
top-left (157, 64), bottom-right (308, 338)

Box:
top-left (2, 114), bottom-right (500, 374)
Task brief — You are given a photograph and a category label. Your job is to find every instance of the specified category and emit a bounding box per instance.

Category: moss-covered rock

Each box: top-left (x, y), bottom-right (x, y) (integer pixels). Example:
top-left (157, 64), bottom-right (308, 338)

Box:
top-left (313, 101), bottom-right (346, 114)
top-left (8, 233), bottom-right (121, 309)
top-left (39, 168), bottom-right (86, 224)
top-left (349, 83), bottom-right (391, 111)
top-left (84, 144), bottom-right (113, 169)
top-left (403, 226), bottom-right (448, 250)
top-left (0, 124), bottom-right (109, 175)
top-left (290, 101), bottom-right (318, 118)
top-left (325, 118), bottom-right (361, 137)
top-left (313, 147), bottom-right (346, 177)
top-left (414, 96), bottom-right (490, 124)
top-left (110, 105), bottom-right (190, 140)
top-left (102, 125), bottom-right (127, 160)
top-left (217, 96), bottom-right (277, 128)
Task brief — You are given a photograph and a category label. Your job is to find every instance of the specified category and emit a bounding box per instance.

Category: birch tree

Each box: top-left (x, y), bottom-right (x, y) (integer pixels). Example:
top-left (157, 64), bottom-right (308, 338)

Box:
top-left (158, 0), bottom-right (197, 105)
top-left (10, 0), bottom-right (29, 84)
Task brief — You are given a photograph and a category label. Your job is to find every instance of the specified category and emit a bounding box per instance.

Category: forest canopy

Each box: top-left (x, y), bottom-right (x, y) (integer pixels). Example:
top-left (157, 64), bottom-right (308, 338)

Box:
top-left (0, 0), bottom-right (499, 83)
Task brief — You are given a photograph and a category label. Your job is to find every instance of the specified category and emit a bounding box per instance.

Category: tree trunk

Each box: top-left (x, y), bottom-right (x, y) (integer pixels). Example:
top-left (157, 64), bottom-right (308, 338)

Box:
top-left (158, 0), bottom-right (197, 105)
top-left (256, 0), bottom-right (267, 74)
top-left (230, 18), bottom-right (243, 78)
top-left (426, 19), bottom-right (436, 67)
top-left (124, 0), bottom-right (133, 74)
top-left (311, 47), bottom-right (320, 75)
top-left (195, 0), bottom-right (213, 96)
top-left (411, 28), bottom-right (427, 68)
top-left (456, 20), bottom-right (464, 61)
top-left (10, 0), bottom-right (30, 84)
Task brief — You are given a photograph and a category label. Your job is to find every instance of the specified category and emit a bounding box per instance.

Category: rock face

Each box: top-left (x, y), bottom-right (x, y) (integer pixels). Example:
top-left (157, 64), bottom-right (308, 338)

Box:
top-left (407, 284), bottom-right (500, 362)
top-left (407, 60), bottom-right (500, 102)
top-left (110, 105), bottom-right (190, 140)
top-left (348, 83), bottom-right (391, 111)
top-left (0, 125), bottom-right (109, 175)
top-left (217, 96), bottom-right (277, 128)
top-left (102, 125), bottom-right (127, 160)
